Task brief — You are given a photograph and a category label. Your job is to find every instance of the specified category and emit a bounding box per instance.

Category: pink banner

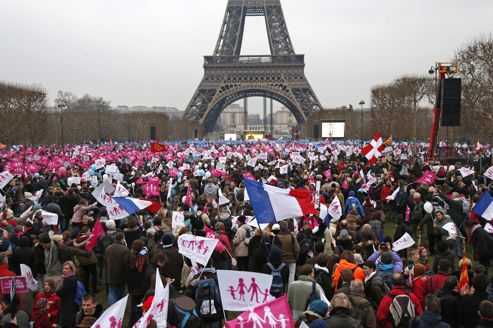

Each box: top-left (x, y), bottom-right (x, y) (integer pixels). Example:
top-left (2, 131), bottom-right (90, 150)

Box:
top-left (225, 295), bottom-right (293, 328)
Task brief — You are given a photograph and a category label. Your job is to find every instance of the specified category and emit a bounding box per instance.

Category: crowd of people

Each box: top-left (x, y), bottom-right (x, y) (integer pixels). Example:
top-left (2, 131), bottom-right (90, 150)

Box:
top-left (0, 139), bottom-right (492, 327)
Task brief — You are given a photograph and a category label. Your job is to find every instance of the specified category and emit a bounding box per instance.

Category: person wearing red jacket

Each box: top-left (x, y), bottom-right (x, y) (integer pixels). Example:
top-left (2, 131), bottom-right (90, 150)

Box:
top-left (377, 273), bottom-right (423, 328)
top-left (0, 254), bottom-right (15, 277)
top-left (32, 279), bottom-right (61, 328)
top-left (426, 259), bottom-right (450, 295)
top-left (412, 263), bottom-right (428, 309)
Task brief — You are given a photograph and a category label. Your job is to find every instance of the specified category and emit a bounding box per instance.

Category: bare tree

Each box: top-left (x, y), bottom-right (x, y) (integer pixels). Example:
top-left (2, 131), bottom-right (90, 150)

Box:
top-left (456, 36), bottom-right (493, 141)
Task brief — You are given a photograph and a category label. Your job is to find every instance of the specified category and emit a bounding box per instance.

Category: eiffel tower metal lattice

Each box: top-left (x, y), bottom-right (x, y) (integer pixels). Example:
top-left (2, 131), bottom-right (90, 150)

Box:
top-left (184, 0), bottom-right (322, 133)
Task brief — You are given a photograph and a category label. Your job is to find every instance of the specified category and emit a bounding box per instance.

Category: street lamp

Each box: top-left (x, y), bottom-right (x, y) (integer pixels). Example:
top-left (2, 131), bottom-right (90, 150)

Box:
top-left (359, 100), bottom-right (365, 139)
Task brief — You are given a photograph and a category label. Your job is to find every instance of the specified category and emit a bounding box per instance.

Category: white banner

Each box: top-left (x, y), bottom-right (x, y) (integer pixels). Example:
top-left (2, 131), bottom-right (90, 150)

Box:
top-left (134, 269), bottom-right (169, 328)
top-left (178, 234), bottom-right (218, 266)
top-left (0, 171), bottom-right (14, 190)
top-left (67, 177), bottom-right (81, 186)
top-left (442, 222), bottom-right (458, 239)
top-left (217, 270), bottom-right (273, 311)
top-left (484, 166), bottom-right (493, 180)
top-left (92, 295), bottom-right (128, 328)
top-left (40, 210), bottom-right (58, 225)
top-left (20, 264), bottom-right (37, 291)
top-left (172, 211), bottom-right (185, 235)
top-left (459, 167), bottom-right (474, 178)
top-left (392, 232), bottom-right (415, 252)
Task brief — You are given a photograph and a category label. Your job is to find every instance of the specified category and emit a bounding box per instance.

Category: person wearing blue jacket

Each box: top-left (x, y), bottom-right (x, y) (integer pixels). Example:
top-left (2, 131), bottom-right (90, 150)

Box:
top-left (345, 191), bottom-right (365, 218)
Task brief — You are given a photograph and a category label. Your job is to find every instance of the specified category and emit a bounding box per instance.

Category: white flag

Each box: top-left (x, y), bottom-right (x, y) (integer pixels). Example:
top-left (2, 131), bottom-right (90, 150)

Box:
top-left (92, 295), bottom-right (128, 328)
top-left (178, 234), bottom-right (218, 266)
top-left (0, 171), bottom-right (14, 190)
top-left (134, 270), bottom-right (169, 328)
top-left (392, 233), bottom-right (415, 252)
top-left (113, 181), bottom-right (130, 197)
top-left (218, 189), bottom-right (230, 206)
top-left (442, 222), bottom-right (458, 239)
top-left (20, 264), bottom-right (38, 291)
top-left (386, 187), bottom-right (400, 201)
top-left (217, 270), bottom-right (273, 311)
top-left (92, 183), bottom-right (128, 220)
top-left (327, 196), bottom-right (342, 222)
top-left (0, 193), bottom-right (5, 209)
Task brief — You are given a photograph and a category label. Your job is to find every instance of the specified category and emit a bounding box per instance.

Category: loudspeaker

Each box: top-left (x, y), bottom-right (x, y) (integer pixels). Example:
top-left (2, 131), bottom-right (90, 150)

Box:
top-left (313, 124), bottom-right (321, 139)
top-left (150, 126), bottom-right (156, 140)
top-left (441, 78), bottom-right (461, 126)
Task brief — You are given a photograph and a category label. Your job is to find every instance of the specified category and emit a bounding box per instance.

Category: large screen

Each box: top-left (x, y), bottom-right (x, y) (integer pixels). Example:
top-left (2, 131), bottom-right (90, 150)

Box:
top-left (321, 122), bottom-right (345, 138)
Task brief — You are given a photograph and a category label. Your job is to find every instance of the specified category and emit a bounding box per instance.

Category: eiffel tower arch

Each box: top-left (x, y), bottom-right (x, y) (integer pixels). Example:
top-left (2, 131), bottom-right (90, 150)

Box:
top-left (184, 0), bottom-right (322, 134)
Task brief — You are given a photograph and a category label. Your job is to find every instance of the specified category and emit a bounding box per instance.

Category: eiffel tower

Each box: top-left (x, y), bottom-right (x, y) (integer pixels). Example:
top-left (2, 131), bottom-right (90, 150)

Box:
top-left (184, 0), bottom-right (322, 134)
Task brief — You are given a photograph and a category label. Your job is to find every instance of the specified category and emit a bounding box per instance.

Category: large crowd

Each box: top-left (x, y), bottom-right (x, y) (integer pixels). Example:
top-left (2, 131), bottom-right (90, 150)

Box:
top-left (0, 140), bottom-right (493, 328)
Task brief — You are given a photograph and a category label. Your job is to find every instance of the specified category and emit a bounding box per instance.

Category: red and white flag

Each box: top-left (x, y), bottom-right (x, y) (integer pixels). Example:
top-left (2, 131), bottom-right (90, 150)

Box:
top-left (225, 295), bottom-right (293, 328)
top-left (360, 132), bottom-right (388, 164)
top-left (133, 269), bottom-right (169, 328)
top-left (92, 294), bottom-right (128, 328)
top-left (217, 270), bottom-right (273, 311)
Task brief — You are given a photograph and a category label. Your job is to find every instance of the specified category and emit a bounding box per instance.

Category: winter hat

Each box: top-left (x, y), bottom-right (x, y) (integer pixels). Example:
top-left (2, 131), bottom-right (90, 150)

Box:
top-left (381, 252), bottom-right (393, 265)
top-left (272, 223), bottom-right (281, 232)
top-left (162, 233), bottom-right (175, 248)
top-left (304, 299), bottom-right (329, 319)
top-left (39, 232), bottom-right (51, 244)
top-left (338, 229), bottom-right (350, 239)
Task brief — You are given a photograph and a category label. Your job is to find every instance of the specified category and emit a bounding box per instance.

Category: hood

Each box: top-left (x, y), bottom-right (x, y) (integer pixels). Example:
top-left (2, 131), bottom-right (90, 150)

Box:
top-left (338, 259), bottom-right (358, 271)
top-left (268, 244), bottom-right (282, 266)
top-left (419, 311), bottom-right (442, 326)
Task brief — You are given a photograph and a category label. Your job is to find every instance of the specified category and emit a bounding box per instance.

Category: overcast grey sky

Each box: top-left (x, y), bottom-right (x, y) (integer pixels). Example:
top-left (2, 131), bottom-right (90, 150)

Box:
top-left (1, 0), bottom-right (492, 111)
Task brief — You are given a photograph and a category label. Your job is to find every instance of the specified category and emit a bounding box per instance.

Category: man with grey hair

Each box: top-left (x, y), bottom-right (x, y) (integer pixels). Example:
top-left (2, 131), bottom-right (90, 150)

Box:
top-left (348, 280), bottom-right (376, 328)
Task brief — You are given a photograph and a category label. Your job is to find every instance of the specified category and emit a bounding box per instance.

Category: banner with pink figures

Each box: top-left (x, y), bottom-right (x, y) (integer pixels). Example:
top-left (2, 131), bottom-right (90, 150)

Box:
top-left (177, 234), bottom-right (218, 266)
top-left (225, 295), bottom-right (293, 328)
top-left (217, 270), bottom-right (273, 311)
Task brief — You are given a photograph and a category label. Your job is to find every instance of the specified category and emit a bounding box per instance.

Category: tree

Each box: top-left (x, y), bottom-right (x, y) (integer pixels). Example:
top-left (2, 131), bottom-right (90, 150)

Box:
top-left (0, 82), bottom-right (47, 144)
top-left (456, 36), bottom-right (493, 141)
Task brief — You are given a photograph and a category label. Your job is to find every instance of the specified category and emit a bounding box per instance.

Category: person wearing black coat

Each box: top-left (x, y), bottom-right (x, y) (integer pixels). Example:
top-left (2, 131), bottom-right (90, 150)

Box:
top-left (156, 233), bottom-right (183, 290)
top-left (262, 245), bottom-right (289, 296)
top-left (57, 261), bottom-right (78, 328)
top-left (477, 300), bottom-right (493, 328)
top-left (467, 222), bottom-right (493, 268)
top-left (459, 274), bottom-right (490, 328)
top-left (438, 276), bottom-right (460, 327)
top-left (9, 235), bottom-right (33, 275)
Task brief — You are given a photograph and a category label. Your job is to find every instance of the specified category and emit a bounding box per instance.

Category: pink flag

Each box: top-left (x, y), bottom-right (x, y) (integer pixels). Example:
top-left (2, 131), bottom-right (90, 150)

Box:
top-left (416, 170), bottom-right (437, 185)
top-left (85, 219), bottom-right (105, 252)
top-left (225, 295), bottom-right (293, 328)
top-left (405, 205), bottom-right (411, 223)
top-left (143, 178), bottom-right (160, 197)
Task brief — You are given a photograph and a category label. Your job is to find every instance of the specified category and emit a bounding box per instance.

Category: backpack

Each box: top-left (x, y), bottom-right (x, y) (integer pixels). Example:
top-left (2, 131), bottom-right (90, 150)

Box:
top-left (195, 279), bottom-right (222, 321)
top-left (74, 280), bottom-right (86, 306)
top-left (174, 304), bottom-right (201, 328)
top-left (267, 262), bottom-right (286, 297)
top-left (305, 281), bottom-right (320, 310)
top-left (315, 268), bottom-right (332, 299)
top-left (389, 293), bottom-right (416, 328)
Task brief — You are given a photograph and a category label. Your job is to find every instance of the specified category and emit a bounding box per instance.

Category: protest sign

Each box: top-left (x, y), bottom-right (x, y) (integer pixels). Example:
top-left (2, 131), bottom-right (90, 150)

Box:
top-left (178, 234), bottom-right (218, 266)
top-left (392, 233), bottom-right (415, 252)
top-left (225, 295), bottom-right (293, 327)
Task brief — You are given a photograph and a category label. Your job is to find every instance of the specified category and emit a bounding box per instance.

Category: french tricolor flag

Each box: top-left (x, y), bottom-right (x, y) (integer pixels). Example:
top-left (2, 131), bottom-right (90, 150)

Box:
top-left (473, 192), bottom-right (493, 221)
top-left (243, 179), bottom-right (317, 224)
top-left (113, 197), bottom-right (153, 215)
